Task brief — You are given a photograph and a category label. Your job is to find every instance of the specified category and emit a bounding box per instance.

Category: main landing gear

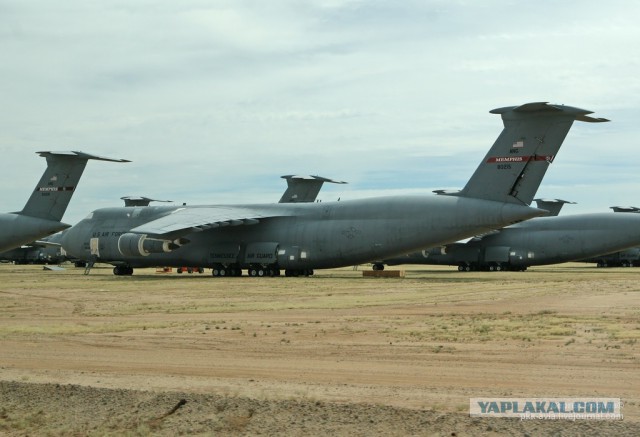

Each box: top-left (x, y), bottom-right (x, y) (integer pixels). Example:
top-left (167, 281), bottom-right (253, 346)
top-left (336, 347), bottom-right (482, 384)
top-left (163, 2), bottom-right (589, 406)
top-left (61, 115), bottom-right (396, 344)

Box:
top-left (284, 269), bottom-right (314, 277)
top-left (113, 265), bottom-right (134, 276)
top-left (210, 263), bottom-right (314, 277)
top-left (456, 262), bottom-right (527, 272)
top-left (248, 266), bottom-right (281, 277)
top-left (211, 265), bottom-right (243, 277)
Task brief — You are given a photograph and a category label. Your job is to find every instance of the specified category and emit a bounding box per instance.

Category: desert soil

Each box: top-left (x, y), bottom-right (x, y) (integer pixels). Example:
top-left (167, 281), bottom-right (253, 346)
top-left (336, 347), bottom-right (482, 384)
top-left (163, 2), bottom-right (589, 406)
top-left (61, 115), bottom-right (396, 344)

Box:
top-left (0, 263), bottom-right (638, 436)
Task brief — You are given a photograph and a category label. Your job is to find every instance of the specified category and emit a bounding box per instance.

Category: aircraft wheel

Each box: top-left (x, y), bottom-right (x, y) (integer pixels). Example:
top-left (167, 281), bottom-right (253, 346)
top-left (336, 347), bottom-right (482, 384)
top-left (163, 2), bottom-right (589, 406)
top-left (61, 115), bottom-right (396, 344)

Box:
top-left (488, 265), bottom-right (495, 272)
top-left (113, 265), bottom-right (133, 276)
top-left (249, 268), bottom-right (257, 277)
top-left (257, 269), bottom-right (265, 277)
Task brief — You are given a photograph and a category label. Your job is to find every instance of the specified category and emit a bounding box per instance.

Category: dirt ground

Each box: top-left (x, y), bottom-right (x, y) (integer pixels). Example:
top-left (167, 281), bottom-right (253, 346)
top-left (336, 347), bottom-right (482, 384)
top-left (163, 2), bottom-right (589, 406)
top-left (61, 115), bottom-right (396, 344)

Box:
top-left (0, 263), bottom-right (638, 436)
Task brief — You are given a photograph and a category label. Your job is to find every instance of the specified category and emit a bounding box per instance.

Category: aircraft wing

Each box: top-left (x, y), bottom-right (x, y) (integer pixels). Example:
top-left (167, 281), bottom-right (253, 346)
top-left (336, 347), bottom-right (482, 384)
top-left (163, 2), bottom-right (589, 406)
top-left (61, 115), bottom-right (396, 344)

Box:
top-left (22, 240), bottom-right (63, 248)
top-left (129, 206), bottom-right (285, 237)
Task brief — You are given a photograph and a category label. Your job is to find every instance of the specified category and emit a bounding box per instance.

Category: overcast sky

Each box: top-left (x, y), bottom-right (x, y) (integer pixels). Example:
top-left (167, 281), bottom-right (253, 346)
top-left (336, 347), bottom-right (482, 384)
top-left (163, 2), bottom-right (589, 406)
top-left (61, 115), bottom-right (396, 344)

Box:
top-left (2, 0), bottom-right (639, 224)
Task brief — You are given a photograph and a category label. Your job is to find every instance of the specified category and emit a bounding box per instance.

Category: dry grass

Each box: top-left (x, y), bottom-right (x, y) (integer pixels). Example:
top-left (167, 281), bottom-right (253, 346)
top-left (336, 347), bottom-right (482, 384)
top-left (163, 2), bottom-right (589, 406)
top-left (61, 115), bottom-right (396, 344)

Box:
top-left (0, 261), bottom-right (639, 430)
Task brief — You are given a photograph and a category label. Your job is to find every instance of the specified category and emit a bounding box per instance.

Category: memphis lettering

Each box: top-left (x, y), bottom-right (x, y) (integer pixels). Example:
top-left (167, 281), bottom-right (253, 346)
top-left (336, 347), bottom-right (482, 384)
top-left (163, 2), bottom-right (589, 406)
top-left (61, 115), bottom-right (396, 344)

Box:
top-left (469, 398), bottom-right (622, 419)
top-left (486, 155), bottom-right (555, 163)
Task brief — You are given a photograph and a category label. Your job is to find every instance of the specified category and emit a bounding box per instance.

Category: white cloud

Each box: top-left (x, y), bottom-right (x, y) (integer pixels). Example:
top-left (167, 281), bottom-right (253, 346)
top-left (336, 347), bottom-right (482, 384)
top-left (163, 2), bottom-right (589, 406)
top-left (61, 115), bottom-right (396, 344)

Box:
top-left (1, 0), bottom-right (639, 224)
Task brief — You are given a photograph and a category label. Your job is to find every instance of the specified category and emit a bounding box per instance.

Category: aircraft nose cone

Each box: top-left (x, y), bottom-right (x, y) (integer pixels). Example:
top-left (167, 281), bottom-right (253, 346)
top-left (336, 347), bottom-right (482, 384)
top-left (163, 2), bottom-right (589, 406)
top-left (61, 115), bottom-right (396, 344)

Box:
top-left (60, 225), bottom-right (81, 257)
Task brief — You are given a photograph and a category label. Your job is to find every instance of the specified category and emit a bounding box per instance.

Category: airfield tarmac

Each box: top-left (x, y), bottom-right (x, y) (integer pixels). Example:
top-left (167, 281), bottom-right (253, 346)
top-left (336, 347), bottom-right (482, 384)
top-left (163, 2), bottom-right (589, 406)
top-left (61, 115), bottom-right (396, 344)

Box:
top-left (0, 263), bottom-right (638, 436)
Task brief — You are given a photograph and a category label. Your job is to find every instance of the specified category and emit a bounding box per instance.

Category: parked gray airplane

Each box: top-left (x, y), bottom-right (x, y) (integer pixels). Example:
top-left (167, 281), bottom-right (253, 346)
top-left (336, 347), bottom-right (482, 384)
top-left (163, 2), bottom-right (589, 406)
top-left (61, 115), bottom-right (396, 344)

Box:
top-left (60, 102), bottom-right (607, 276)
top-left (0, 231), bottom-right (66, 265)
top-left (583, 247), bottom-right (640, 267)
top-left (0, 151), bottom-right (128, 253)
top-left (581, 206), bottom-right (640, 267)
top-left (379, 199), bottom-right (640, 271)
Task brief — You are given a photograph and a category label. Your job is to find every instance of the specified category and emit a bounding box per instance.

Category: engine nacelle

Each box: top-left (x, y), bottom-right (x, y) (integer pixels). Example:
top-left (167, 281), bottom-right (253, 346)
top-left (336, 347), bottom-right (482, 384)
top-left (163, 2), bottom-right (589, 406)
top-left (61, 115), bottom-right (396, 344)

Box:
top-left (117, 233), bottom-right (181, 257)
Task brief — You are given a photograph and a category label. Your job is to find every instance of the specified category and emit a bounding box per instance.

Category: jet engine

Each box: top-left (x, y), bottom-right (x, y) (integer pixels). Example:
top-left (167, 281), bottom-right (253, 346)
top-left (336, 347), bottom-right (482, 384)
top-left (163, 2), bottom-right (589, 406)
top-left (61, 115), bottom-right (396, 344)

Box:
top-left (117, 233), bottom-right (184, 257)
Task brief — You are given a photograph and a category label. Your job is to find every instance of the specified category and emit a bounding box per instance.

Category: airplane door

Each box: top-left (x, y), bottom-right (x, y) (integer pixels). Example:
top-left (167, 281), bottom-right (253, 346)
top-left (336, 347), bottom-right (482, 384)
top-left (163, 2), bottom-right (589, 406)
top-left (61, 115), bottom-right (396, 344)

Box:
top-left (89, 238), bottom-right (100, 257)
top-left (278, 246), bottom-right (302, 267)
top-left (508, 248), bottom-right (528, 266)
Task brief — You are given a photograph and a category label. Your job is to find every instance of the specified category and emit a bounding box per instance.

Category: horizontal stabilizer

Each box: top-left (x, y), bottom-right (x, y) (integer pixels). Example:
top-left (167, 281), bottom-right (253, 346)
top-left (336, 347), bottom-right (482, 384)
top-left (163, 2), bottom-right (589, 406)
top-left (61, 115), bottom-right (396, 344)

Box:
top-left (120, 196), bottom-right (172, 207)
top-left (279, 175), bottom-right (347, 203)
top-left (533, 198), bottom-right (576, 216)
top-left (611, 206), bottom-right (640, 213)
top-left (37, 151), bottom-right (131, 163)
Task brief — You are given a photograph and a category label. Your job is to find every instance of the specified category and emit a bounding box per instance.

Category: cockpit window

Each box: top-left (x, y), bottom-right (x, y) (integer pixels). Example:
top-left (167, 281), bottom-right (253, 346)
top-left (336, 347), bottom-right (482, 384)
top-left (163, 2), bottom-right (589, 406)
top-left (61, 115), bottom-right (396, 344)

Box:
top-left (84, 212), bottom-right (94, 220)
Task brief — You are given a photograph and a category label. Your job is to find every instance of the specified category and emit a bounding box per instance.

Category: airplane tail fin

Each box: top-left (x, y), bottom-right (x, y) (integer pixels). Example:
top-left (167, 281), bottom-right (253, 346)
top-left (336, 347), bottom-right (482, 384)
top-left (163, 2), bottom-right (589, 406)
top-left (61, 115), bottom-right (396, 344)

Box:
top-left (611, 206), bottom-right (640, 213)
top-left (20, 151), bottom-right (130, 221)
top-left (454, 102), bottom-right (608, 205)
top-left (279, 175), bottom-right (347, 203)
top-left (534, 198), bottom-right (576, 216)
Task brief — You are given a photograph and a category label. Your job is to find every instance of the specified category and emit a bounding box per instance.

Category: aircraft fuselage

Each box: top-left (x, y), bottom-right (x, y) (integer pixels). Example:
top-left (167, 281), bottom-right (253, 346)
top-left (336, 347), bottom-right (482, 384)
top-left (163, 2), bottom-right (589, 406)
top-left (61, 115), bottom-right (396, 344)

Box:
top-left (61, 195), bottom-right (542, 271)
top-left (0, 213), bottom-right (69, 253)
top-left (385, 213), bottom-right (640, 270)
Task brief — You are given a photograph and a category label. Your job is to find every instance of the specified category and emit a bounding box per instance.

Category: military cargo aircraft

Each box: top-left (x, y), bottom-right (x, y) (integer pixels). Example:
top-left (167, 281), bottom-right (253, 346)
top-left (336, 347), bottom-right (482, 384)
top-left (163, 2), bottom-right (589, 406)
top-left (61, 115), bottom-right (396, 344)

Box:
top-left (60, 102), bottom-right (607, 276)
top-left (378, 200), bottom-right (640, 271)
top-left (583, 247), bottom-right (640, 267)
top-left (580, 207), bottom-right (640, 267)
top-left (0, 151), bottom-right (128, 253)
top-left (0, 231), bottom-right (66, 265)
